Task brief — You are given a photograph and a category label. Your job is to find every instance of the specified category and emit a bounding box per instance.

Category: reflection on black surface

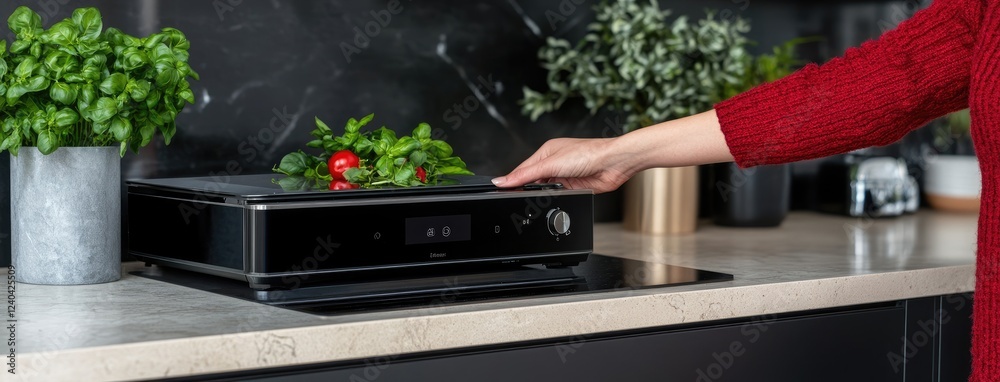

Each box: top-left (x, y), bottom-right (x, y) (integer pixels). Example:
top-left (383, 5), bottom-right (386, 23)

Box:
top-left (132, 254), bottom-right (732, 316)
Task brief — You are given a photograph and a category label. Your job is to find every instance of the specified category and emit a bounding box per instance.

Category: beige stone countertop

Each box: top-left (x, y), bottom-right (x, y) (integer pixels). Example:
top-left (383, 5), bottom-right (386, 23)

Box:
top-left (6, 210), bottom-right (979, 382)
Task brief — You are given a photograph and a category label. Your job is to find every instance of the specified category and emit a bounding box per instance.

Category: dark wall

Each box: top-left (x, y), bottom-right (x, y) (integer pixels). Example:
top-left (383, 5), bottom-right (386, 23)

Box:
top-left (0, 0), bottom-right (933, 266)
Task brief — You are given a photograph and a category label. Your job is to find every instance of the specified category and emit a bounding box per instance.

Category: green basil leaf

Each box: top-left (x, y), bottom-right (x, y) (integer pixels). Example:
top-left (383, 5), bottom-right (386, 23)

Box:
top-left (79, 84), bottom-right (97, 104)
top-left (9, 40), bottom-right (30, 54)
top-left (314, 117), bottom-right (332, 135)
top-left (30, 115), bottom-right (45, 133)
top-left (71, 7), bottom-right (103, 42)
top-left (409, 150), bottom-right (428, 167)
top-left (88, 97), bottom-right (119, 123)
top-left (375, 155), bottom-right (394, 177)
top-left (177, 88), bottom-right (194, 104)
top-left (29, 41), bottom-right (40, 58)
top-left (344, 117), bottom-right (360, 134)
top-left (306, 139), bottom-right (323, 149)
top-left (145, 89), bottom-right (161, 109)
top-left (373, 140), bottom-right (389, 156)
top-left (388, 136), bottom-right (420, 157)
top-left (275, 151), bottom-right (310, 175)
top-left (99, 73), bottom-right (128, 95)
top-left (393, 157), bottom-right (406, 167)
top-left (412, 123), bottom-right (431, 140)
top-left (357, 113), bottom-right (374, 129)
top-left (50, 82), bottom-right (79, 105)
top-left (354, 136), bottom-right (374, 156)
top-left (5, 85), bottom-right (28, 105)
top-left (110, 116), bottom-right (131, 141)
top-left (161, 28), bottom-right (191, 51)
top-left (37, 130), bottom-right (57, 155)
top-left (52, 109), bottom-right (79, 127)
top-left (8, 7), bottom-right (42, 38)
top-left (428, 140), bottom-right (454, 158)
top-left (139, 121), bottom-right (156, 146)
top-left (130, 80), bottom-right (150, 102)
top-left (0, 59), bottom-right (7, 79)
top-left (13, 56), bottom-right (36, 78)
top-left (343, 167), bottom-right (369, 184)
top-left (91, 119), bottom-right (110, 134)
top-left (373, 126), bottom-right (397, 143)
top-left (42, 20), bottom-right (78, 46)
top-left (437, 166), bottom-right (475, 176)
top-left (155, 67), bottom-right (180, 87)
top-left (159, 122), bottom-right (177, 145)
top-left (43, 50), bottom-right (75, 74)
top-left (394, 163), bottom-right (416, 186)
top-left (438, 156), bottom-right (468, 168)
top-left (142, 34), bottom-right (166, 50)
top-left (121, 47), bottom-right (149, 71)
top-left (23, 76), bottom-right (49, 92)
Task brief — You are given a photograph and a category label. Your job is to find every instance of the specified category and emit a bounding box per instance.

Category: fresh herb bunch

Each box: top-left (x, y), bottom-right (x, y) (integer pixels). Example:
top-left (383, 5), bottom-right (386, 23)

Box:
top-left (0, 6), bottom-right (198, 156)
top-left (520, 0), bottom-right (752, 132)
top-left (273, 114), bottom-right (475, 189)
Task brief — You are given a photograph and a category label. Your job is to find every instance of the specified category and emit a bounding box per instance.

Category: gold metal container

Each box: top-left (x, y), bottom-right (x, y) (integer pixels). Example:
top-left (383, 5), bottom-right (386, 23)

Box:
top-left (622, 166), bottom-right (700, 234)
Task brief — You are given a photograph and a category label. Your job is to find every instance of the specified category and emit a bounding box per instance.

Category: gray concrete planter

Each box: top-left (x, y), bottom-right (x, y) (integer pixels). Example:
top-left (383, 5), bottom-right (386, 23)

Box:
top-left (10, 146), bottom-right (121, 285)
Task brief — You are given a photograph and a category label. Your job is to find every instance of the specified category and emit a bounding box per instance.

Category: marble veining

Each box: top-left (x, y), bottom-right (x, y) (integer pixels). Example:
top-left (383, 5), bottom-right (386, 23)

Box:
top-left (7, 211), bottom-right (977, 382)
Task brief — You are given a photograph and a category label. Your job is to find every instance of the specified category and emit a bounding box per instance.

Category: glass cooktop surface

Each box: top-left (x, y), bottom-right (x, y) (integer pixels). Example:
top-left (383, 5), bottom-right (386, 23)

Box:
top-left (132, 254), bottom-right (733, 317)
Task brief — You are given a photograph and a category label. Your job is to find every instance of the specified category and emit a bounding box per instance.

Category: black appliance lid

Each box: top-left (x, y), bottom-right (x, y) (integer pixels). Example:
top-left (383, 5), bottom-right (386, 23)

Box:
top-left (125, 173), bottom-right (508, 202)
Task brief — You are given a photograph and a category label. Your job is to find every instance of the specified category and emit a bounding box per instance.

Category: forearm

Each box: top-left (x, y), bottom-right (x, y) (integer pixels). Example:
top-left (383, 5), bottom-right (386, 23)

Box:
top-left (611, 109), bottom-right (733, 173)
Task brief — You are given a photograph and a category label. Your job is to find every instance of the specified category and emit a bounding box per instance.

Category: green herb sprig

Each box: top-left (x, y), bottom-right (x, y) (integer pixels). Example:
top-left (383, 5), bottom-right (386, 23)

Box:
top-left (273, 114), bottom-right (474, 189)
top-left (0, 6), bottom-right (198, 156)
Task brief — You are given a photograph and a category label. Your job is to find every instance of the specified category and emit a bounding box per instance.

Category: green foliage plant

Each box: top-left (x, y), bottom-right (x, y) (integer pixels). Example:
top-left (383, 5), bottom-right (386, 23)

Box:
top-left (521, 0), bottom-right (817, 133)
top-left (0, 6), bottom-right (198, 157)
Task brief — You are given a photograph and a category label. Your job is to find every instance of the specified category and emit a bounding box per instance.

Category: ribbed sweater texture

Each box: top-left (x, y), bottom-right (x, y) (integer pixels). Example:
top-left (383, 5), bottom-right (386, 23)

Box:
top-left (714, 0), bottom-right (998, 380)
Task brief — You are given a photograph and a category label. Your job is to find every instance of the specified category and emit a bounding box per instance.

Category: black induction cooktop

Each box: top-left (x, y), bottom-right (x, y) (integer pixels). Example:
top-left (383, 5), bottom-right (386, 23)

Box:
top-left (132, 254), bottom-right (733, 316)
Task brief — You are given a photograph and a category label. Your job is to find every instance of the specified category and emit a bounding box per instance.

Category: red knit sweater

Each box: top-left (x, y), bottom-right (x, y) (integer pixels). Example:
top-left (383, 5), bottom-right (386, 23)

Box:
top-left (714, 0), bottom-right (997, 380)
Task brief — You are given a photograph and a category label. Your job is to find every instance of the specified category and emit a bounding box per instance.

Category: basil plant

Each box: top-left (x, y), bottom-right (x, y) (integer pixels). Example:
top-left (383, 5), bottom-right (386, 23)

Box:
top-left (0, 6), bottom-right (198, 156)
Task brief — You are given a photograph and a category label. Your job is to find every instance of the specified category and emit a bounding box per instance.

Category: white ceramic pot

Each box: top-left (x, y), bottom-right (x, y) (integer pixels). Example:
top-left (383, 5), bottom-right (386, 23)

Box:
top-left (923, 155), bottom-right (980, 213)
top-left (10, 146), bottom-right (122, 285)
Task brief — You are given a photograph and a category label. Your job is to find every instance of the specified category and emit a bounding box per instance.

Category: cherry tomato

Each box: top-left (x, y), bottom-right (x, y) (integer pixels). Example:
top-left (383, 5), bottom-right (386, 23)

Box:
top-left (329, 180), bottom-right (359, 190)
top-left (328, 150), bottom-right (360, 181)
top-left (416, 166), bottom-right (427, 183)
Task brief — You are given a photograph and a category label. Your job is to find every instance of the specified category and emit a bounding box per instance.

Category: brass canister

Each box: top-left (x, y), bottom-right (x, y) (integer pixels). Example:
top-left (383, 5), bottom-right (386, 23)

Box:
top-left (622, 166), bottom-right (700, 234)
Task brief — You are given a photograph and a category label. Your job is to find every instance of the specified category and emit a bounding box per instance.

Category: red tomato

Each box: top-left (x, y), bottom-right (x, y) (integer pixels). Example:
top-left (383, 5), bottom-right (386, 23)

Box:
top-left (416, 166), bottom-right (427, 183)
top-left (329, 180), bottom-right (359, 190)
top-left (328, 150), bottom-right (360, 181)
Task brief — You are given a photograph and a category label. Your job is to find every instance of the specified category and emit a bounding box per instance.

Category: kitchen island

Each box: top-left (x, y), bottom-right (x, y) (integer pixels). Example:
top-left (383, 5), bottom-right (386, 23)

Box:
top-left (9, 211), bottom-right (977, 382)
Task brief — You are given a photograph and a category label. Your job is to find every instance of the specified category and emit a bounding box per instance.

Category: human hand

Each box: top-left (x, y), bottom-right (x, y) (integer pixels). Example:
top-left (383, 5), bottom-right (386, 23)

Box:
top-left (491, 137), bottom-right (638, 194)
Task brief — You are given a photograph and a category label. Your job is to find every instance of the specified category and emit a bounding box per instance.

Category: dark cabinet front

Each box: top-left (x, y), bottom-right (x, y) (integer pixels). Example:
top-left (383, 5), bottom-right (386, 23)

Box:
top-left (168, 294), bottom-right (973, 382)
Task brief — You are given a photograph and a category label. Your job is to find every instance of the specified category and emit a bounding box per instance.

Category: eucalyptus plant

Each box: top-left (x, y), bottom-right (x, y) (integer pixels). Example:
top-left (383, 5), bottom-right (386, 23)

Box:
top-left (521, 0), bottom-right (752, 132)
top-left (0, 6), bottom-right (198, 156)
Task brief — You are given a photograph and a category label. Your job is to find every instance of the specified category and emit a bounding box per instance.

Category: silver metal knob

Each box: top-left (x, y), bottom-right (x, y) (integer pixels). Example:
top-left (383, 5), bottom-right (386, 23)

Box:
top-left (546, 209), bottom-right (571, 236)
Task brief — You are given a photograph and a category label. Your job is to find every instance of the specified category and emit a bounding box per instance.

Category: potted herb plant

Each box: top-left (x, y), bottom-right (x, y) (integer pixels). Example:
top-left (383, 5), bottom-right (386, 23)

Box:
top-left (0, 6), bottom-right (197, 284)
top-left (520, 0), bottom-right (752, 234)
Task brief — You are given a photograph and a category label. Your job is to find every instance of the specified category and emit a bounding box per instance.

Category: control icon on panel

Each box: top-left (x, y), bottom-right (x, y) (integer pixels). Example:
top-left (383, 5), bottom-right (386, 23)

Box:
top-left (426, 228), bottom-right (435, 237)
top-left (494, 225), bottom-right (501, 234)
top-left (373, 232), bottom-right (382, 240)
top-left (442, 226), bottom-right (452, 237)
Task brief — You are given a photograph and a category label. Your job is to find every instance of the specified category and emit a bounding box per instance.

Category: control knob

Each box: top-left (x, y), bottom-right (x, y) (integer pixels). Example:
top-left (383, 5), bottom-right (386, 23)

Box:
top-left (546, 208), bottom-right (571, 236)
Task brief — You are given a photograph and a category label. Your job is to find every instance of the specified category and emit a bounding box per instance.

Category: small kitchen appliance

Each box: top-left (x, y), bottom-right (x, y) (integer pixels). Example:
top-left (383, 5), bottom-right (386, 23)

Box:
top-left (816, 156), bottom-right (919, 218)
top-left (126, 174), bottom-right (593, 290)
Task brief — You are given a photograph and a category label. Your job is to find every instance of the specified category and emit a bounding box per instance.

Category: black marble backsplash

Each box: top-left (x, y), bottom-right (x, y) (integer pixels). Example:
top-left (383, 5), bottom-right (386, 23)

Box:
top-left (0, 0), bottom-right (930, 266)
